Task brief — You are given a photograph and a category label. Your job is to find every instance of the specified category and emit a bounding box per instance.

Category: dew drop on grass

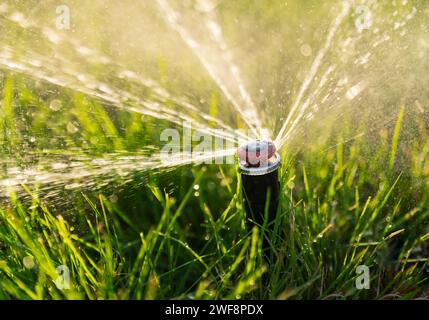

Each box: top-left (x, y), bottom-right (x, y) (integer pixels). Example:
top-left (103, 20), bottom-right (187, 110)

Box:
top-left (23, 256), bottom-right (35, 269)
top-left (67, 121), bottom-right (79, 134)
top-left (49, 99), bottom-right (62, 111)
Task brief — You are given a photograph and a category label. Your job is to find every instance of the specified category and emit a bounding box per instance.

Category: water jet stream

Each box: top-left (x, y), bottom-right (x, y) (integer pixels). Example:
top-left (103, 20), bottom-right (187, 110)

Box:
top-left (156, 0), bottom-right (263, 136)
top-left (0, 9), bottom-right (248, 141)
top-left (0, 0), bottom-right (426, 204)
top-left (275, 0), bottom-right (420, 149)
top-left (0, 46), bottom-right (242, 145)
top-left (0, 148), bottom-right (236, 199)
top-left (275, 1), bottom-right (352, 148)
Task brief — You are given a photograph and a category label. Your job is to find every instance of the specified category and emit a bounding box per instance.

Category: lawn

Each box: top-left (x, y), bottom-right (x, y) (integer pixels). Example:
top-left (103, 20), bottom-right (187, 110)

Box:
top-left (0, 0), bottom-right (429, 300)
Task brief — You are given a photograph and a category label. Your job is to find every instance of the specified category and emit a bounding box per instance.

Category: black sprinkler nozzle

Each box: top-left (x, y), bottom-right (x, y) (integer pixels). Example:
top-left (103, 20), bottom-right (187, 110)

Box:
top-left (237, 140), bottom-right (281, 230)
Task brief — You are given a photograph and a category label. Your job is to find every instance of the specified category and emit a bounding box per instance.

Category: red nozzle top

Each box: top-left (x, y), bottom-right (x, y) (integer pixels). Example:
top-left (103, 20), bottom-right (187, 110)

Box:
top-left (237, 140), bottom-right (276, 168)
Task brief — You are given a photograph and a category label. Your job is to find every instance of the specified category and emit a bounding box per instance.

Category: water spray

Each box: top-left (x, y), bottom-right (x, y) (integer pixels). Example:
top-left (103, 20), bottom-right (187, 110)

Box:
top-left (237, 140), bottom-right (281, 232)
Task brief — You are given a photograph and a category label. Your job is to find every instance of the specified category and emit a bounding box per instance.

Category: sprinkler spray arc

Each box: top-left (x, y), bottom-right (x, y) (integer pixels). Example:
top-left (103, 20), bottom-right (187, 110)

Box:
top-left (237, 140), bottom-right (281, 236)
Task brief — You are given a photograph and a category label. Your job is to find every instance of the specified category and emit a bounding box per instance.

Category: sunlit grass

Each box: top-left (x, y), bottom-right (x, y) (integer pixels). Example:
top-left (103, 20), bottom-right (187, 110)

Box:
top-left (0, 75), bottom-right (428, 299)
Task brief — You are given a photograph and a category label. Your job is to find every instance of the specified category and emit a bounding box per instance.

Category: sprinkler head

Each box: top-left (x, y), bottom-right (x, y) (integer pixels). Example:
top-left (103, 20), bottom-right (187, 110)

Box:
top-left (237, 140), bottom-right (281, 246)
top-left (237, 140), bottom-right (280, 175)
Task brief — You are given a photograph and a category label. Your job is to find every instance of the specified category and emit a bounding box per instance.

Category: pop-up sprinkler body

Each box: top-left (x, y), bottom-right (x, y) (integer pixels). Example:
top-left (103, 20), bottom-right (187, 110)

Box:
top-left (237, 140), bottom-right (281, 230)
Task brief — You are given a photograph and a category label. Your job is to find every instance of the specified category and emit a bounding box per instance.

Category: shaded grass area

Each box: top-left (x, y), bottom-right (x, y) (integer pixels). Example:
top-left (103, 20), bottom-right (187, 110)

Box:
top-left (1, 73), bottom-right (429, 299)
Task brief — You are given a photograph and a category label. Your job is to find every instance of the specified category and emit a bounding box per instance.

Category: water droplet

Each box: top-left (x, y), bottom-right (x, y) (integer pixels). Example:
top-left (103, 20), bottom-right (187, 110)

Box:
top-left (67, 122), bottom-right (79, 134)
top-left (49, 99), bottom-right (62, 111)
top-left (23, 256), bottom-right (35, 269)
top-left (300, 43), bottom-right (312, 57)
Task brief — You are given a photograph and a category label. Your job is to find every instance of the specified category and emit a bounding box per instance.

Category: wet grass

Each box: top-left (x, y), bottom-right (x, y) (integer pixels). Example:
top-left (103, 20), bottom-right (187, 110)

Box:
top-left (1, 72), bottom-right (429, 299)
top-left (1, 0), bottom-right (429, 299)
